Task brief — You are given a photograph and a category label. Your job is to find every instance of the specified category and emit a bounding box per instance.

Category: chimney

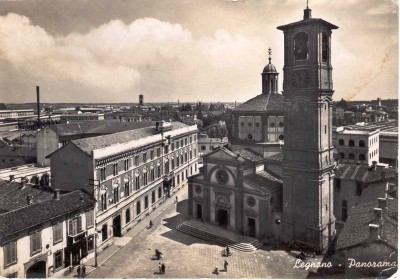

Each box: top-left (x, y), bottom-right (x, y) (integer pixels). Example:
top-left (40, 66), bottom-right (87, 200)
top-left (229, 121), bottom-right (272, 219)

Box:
top-left (27, 195), bottom-right (33, 205)
top-left (373, 208), bottom-right (382, 220)
top-left (9, 175), bottom-right (14, 182)
top-left (369, 224), bottom-right (379, 241)
top-left (36, 86), bottom-right (41, 129)
top-left (378, 197), bottom-right (387, 209)
top-left (54, 189), bottom-right (60, 200)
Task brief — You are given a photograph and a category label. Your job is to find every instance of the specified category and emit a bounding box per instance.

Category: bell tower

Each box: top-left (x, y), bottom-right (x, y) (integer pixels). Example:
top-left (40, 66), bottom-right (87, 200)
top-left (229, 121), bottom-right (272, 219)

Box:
top-left (277, 5), bottom-right (338, 253)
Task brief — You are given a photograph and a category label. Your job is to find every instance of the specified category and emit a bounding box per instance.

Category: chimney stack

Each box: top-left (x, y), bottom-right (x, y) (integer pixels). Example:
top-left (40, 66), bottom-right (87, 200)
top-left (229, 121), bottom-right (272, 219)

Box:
top-left (54, 189), bottom-right (60, 200)
top-left (378, 197), bottom-right (387, 209)
top-left (36, 86), bottom-right (41, 129)
top-left (373, 208), bottom-right (382, 220)
top-left (27, 195), bottom-right (33, 205)
top-left (369, 224), bottom-right (379, 241)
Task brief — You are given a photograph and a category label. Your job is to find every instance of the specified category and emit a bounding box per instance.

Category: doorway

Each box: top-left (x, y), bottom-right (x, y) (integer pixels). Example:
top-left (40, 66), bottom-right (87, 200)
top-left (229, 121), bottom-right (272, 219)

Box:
top-left (113, 215), bottom-right (122, 237)
top-left (196, 204), bottom-right (203, 220)
top-left (248, 218), bottom-right (256, 237)
top-left (26, 261), bottom-right (46, 278)
top-left (217, 209), bottom-right (228, 227)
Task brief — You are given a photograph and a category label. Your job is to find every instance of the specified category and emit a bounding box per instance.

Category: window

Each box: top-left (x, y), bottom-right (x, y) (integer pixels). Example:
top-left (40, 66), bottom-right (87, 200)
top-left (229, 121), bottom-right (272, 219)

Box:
top-left (334, 179), bottom-right (341, 193)
top-left (172, 158), bottom-right (175, 169)
top-left (185, 152), bottom-right (188, 162)
top-left (87, 235), bottom-right (94, 252)
top-left (100, 168), bottom-right (106, 181)
top-left (325, 125), bottom-right (327, 134)
top-left (189, 136), bottom-right (192, 143)
top-left (240, 122), bottom-right (244, 127)
top-left (356, 182), bottom-right (362, 196)
top-left (181, 139), bottom-right (184, 147)
top-left (248, 122), bottom-right (252, 127)
top-left (177, 174), bottom-right (180, 184)
top-left (349, 139), bottom-right (355, 147)
top-left (113, 163), bottom-right (118, 176)
top-left (190, 151), bottom-right (193, 160)
top-left (322, 32), bottom-right (328, 63)
top-left (125, 182), bottom-right (130, 197)
top-left (270, 122), bottom-right (275, 128)
top-left (171, 142), bottom-right (175, 151)
top-left (338, 139), bottom-right (344, 146)
top-left (102, 224), bottom-right (108, 241)
top-left (177, 156), bottom-right (180, 166)
top-left (176, 141), bottom-right (180, 149)
top-left (194, 148), bottom-right (197, 157)
top-left (4, 241), bottom-right (17, 267)
top-left (143, 172), bottom-right (148, 185)
top-left (359, 154), bottom-right (366, 161)
top-left (150, 150), bottom-right (154, 160)
top-left (339, 152), bottom-right (345, 159)
top-left (136, 201), bottom-right (141, 215)
top-left (123, 159), bottom-right (128, 171)
top-left (113, 187), bottom-right (119, 203)
top-left (135, 176), bottom-right (140, 190)
top-left (157, 148), bottom-right (161, 157)
top-left (86, 210), bottom-right (94, 228)
top-left (151, 169), bottom-right (155, 181)
top-left (126, 209), bottom-right (131, 223)
top-left (145, 196), bottom-right (149, 209)
top-left (157, 166), bottom-right (161, 178)
top-left (165, 161), bottom-right (170, 174)
top-left (201, 145), bottom-right (206, 151)
top-left (181, 155), bottom-right (184, 164)
top-left (185, 138), bottom-right (188, 145)
top-left (53, 222), bottom-right (63, 244)
top-left (30, 230), bottom-right (42, 255)
top-left (349, 153), bottom-right (355, 160)
top-left (359, 140), bottom-right (365, 147)
top-left (135, 156), bottom-right (139, 166)
top-left (342, 200), bottom-right (348, 222)
top-left (69, 216), bottom-right (82, 236)
top-left (143, 153), bottom-right (147, 162)
top-left (279, 122), bottom-right (284, 128)
top-left (158, 187), bottom-right (162, 198)
top-left (152, 191), bottom-right (156, 203)
top-left (164, 145), bottom-right (169, 154)
top-left (101, 193), bottom-right (107, 211)
top-left (278, 135), bottom-right (284, 140)
top-left (54, 250), bottom-right (63, 270)
top-left (294, 32), bottom-right (309, 60)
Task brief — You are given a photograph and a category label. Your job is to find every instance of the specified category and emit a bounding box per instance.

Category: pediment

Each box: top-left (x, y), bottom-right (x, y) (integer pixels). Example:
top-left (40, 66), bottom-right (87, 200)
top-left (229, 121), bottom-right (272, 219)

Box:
top-left (207, 149), bottom-right (241, 162)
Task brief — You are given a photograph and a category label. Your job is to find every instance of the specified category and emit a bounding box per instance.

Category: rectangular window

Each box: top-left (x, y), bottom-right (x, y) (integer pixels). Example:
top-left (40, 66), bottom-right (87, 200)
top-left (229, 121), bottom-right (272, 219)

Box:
top-left (69, 216), bottom-right (82, 236)
top-left (157, 166), bottom-right (161, 178)
top-left (190, 136), bottom-right (192, 143)
top-left (54, 250), bottom-right (63, 270)
top-left (143, 172), bottom-right (148, 185)
top-left (190, 151), bottom-right (193, 160)
top-left (4, 241), bottom-right (17, 267)
top-left (152, 191), bottom-right (156, 203)
top-left (30, 230), bottom-right (42, 255)
top-left (87, 235), bottom-right (94, 252)
top-left (171, 142), bottom-right (175, 151)
top-left (334, 179), bottom-right (341, 193)
top-left (176, 141), bottom-right (180, 149)
top-left (100, 167), bottom-right (106, 181)
top-left (172, 159), bottom-right (175, 170)
top-left (135, 156), bottom-right (139, 166)
top-left (185, 153), bottom-right (188, 162)
top-left (164, 145), bottom-right (169, 154)
top-left (158, 187), bottom-right (162, 198)
top-left (181, 139), bottom-right (184, 147)
top-left (136, 201), bottom-right (141, 215)
top-left (194, 148), bottom-right (197, 157)
top-left (124, 159), bottom-right (129, 171)
top-left (113, 163), bottom-right (118, 176)
top-left (143, 153), bottom-right (147, 162)
top-left (201, 145), bottom-right (206, 151)
top-left (145, 196), bottom-right (149, 209)
top-left (181, 155), bottom-right (184, 164)
top-left (101, 194), bottom-right (107, 211)
top-left (151, 169), bottom-right (155, 181)
top-left (185, 138), bottom-right (188, 145)
top-left (177, 156), bottom-right (180, 166)
top-left (114, 187), bottom-right (119, 203)
top-left (86, 210), bottom-right (94, 228)
top-left (135, 177), bottom-right (140, 190)
top-left (53, 222), bottom-right (63, 244)
top-left (125, 182), bottom-right (130, 197)
top-left (157, 148), bottom-right (161, 157)
top-left (150, 150), bottom-right (154, 160)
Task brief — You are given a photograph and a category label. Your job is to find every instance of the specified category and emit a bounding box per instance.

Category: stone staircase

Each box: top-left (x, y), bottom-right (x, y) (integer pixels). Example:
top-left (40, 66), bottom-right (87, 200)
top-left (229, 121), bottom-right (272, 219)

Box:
top-left (176, 222), bottom-right (262, 252)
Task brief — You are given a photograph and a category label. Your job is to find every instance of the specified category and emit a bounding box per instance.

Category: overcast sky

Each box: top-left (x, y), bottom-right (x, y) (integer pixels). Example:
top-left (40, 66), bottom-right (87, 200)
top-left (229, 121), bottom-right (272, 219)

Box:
top-left (0, 0), bottom-right (397, 103)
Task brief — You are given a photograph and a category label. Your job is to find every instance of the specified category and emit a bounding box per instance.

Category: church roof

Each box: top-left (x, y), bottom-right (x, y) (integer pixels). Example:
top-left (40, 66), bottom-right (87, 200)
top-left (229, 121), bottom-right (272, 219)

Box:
top-left (243, 170), bottom-right (282, 193)
top-left (277, 17), bottom-right (338, 31)
top-left (263, 63), bottom-right (277, 73)
top-left (234, 149), bottom-right (265, 163)
top-left (234, 93), bottom-right (283, 113)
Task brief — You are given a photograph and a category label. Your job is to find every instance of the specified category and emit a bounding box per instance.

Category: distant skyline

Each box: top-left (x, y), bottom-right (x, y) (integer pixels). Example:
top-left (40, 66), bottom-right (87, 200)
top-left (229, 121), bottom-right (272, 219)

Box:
top-left (0, 0), bottom-right (397, 103)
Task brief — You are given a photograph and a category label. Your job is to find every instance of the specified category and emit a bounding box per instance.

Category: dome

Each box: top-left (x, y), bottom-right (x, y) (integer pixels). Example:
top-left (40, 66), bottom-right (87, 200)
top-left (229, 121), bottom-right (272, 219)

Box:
top-left (263, 63), bottom-right (277, 73)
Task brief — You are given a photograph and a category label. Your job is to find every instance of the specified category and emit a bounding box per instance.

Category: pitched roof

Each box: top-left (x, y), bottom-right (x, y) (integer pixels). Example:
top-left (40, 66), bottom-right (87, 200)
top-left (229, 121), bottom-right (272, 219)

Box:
top-left (277, 17), bottom-right (338, 31)
top-left (0, 180), bottom-right (54, 213)
top-left (0, 190), bottom-right (95, 240)
top-left (337, 185), bottom-right (397, 250)
top-left (47, 120), bottom-right (154, 137)
top-left (334, 164), bottom-right (397, 183)
top-left (234, 93), bottom-right (283, 113)
top-left (72, 122), bottom-right (189, 155)
top-left (234, 149), bottom-right (265, 163)
top-left (266, 152), bottom-right (284, 162)
top-left (243, 170), bottom-right (282, 192)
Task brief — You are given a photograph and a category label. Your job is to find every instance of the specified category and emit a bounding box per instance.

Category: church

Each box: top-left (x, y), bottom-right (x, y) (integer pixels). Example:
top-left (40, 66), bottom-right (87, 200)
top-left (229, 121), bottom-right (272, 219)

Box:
top-left (188, 5), bottom-right (338, 253)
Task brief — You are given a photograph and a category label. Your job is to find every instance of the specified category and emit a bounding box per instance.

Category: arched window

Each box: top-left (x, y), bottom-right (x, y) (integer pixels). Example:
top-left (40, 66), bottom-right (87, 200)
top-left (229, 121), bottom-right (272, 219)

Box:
top-left (270, 122), bottom-right (275, 128)
top-left (349, 140), bottom-right (355, 147)
top-left (248, 122), bottom-right (252, 127)
top-left (359, 140), bottom-right (365, 147)
top-left (349, 153), bottom-right (355, 160)
top-left (279, 122), bottom-right (284, 128)
top-left (339, 152), bottom-right (345, 159)
top-left (359, 154), bottom-right (366, 161)
top-left (278, 135), bottom-right (284, 140)
top-left (338, 139), bottom-right (344, 146)
top-left (294, 32), bottom-right (309, 60)
top-left (322, 32), bottom-right (329, 63)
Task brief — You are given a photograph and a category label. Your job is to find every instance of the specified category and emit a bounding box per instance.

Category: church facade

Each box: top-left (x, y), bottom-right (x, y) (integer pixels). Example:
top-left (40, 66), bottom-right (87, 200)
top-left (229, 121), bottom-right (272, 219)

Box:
top-left (188, 5), bottom-right (338, 253)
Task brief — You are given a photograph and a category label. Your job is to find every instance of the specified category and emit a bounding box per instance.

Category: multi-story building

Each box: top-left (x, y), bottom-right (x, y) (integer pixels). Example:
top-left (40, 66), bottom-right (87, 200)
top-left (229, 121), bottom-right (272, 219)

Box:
top-left (198, 134), bottom-right (229, 156)
top-left (48, 121), bottom-right (199, 252)
top-left (60, 113), bottom-right (105, 123)
top-left (0, 180), bottom-right (96, 278)
top-left (333, 127), bottom-right (380, 165)
top-left (0, 110), bottom-right (35, 121)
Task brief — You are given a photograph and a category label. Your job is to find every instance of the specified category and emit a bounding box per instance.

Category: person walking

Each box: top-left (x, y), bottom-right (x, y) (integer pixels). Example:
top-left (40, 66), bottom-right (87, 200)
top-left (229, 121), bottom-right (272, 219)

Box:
top-left (77, 265), bottom-right (81, 278)
top-left (213, 267), bottom-right (219, 275)
top-left (161, 263), bottom-right (166, 274)
top-left (158, 262), bottom-right (162, 274)
top-left (224, 260), bottom-right (228, 272)
top-left (226, 246), bottom-right (230, 256)
top-left (81, 265), bottom-right (86, 278)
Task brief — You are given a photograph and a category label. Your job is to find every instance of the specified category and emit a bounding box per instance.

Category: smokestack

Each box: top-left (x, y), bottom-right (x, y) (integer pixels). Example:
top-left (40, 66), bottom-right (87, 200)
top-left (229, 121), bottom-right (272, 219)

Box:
top-left (36, 86), bottom-right (41, 129)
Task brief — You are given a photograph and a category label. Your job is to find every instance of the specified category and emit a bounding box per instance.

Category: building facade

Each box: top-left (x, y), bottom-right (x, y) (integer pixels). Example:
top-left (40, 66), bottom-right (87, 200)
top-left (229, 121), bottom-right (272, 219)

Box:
top-left (278, 6), bottom-right (338, 253)
top-left (49, 121), bottom-right (199, 252)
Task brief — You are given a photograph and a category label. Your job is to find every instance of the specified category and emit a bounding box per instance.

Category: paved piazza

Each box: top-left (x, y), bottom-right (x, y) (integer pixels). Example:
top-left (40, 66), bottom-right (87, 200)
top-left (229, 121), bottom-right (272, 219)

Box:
top-left (88, 187), bottom-right (321, 279)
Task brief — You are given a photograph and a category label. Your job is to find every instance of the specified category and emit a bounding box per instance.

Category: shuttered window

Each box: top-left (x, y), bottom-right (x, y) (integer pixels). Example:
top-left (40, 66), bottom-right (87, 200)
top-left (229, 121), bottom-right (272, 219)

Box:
top-left (4, 241), bottom-right (17, 266)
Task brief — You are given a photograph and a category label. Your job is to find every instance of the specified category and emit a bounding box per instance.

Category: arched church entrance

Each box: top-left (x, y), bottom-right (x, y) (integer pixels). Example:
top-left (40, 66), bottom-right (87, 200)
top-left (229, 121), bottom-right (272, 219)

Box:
top-left (216, 209), bottom-right (229, 227)
top-left (26, 261), bottom-right (46, 278)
